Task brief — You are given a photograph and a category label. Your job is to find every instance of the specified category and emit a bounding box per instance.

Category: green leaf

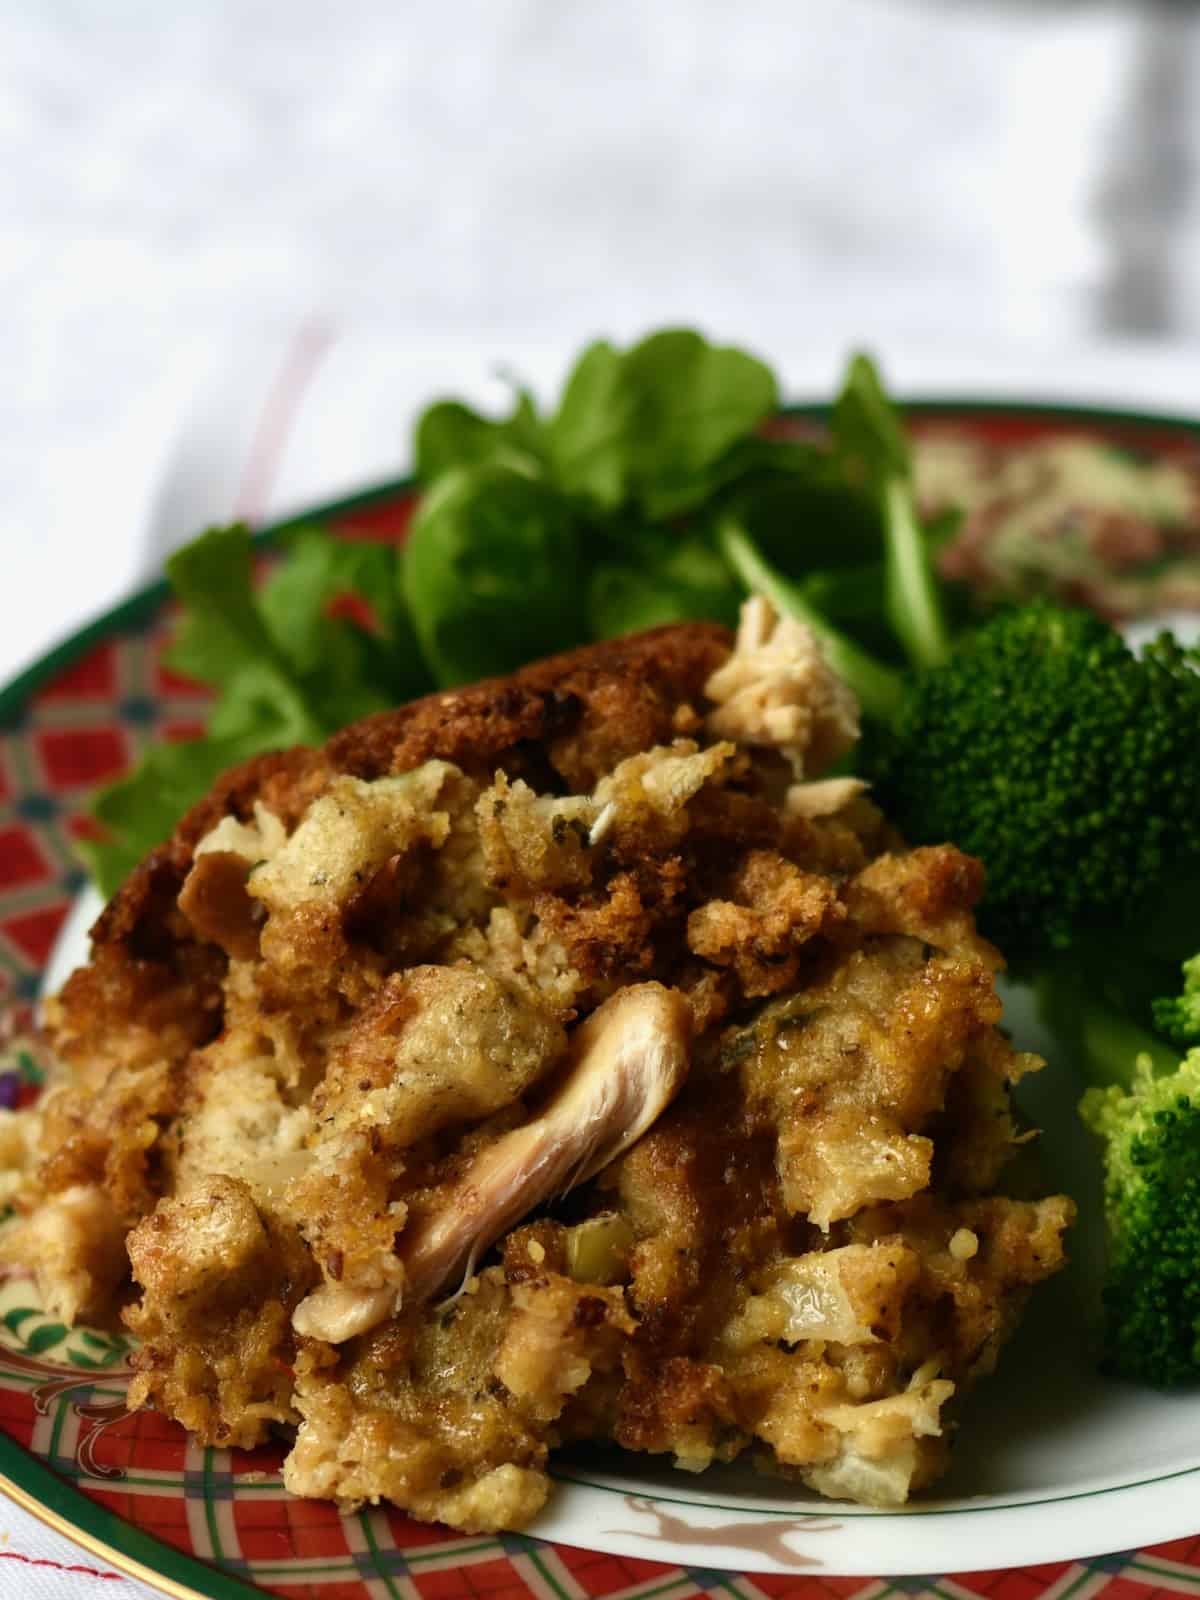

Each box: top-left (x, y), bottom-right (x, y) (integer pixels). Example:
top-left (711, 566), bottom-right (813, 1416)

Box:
top-left (415, 390), bottom-right (543, 482)
top-left (257, 532), bottom-right (401, 727)
top-left (798, 562), bottom-right (890, 633)
top-left (548, 329), bottom-right (778, 516)
top-left (165, 526), bottom-right (280, 688)
top-left (15, 1049), bottom-right (44, 1087)
top-left (404, 463), bottom-right (586, 685)
top-left (67, 1350), bottom-right (102, 1369)
top-left (168, 524), bottom-right (397, 733)
top-left (267, 528), bottom-right (432, 707)
top-left (546, 341), bottom-right (626, 507)
top-left (80, 521), bottom-right (436, 897)
top-left (722, 460), bottom-right (882, 572)
top-left (832, 352), bottom-right (910, 488)
top-left (708, 451), bottom-right (909, 664)
top-left (832, 353), bottom-right (949, 671)
top-left (24, 1322), bottom-right (69, 1355)
top-left (258, 526), bottom-right (364, 676)
top-left (588, 532), bottom-right (741, 638)
top-left (3, 1307), bottom-right (38, 1334)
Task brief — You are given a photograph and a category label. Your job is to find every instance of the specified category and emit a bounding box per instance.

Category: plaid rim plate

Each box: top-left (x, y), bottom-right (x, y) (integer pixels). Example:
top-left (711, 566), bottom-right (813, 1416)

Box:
top-left (4, 404), bottom-right (1200, 1600)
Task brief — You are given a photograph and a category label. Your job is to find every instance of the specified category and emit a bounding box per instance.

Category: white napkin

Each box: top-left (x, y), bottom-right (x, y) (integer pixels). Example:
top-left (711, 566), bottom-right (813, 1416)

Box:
top-left (0, 1504), bottom-right (137, 1593)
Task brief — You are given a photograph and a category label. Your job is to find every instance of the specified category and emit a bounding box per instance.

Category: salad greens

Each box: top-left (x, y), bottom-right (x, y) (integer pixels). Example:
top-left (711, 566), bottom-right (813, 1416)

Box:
top-left (404, 465), bottom-right (587, 684)
top-left (405, 334), bottom-right (954, 691)
top-left (83, 327), bottom-right (954, 893)
top-left (831, 353), bottom-right (950, 672)
top-left (80, 524), bottom-right (432, 895)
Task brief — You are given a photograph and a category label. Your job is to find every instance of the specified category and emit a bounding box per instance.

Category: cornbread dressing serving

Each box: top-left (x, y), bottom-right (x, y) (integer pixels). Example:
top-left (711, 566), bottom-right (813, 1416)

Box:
top-left (0, 601), bottom-right (1073, 1533)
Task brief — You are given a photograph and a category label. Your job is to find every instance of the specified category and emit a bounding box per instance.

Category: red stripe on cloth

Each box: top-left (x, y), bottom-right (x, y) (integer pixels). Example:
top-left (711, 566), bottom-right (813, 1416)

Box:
top-left (234, 319), bottom-right (337, 527)
top-left (0, 1549), bottom-right (125, 1581)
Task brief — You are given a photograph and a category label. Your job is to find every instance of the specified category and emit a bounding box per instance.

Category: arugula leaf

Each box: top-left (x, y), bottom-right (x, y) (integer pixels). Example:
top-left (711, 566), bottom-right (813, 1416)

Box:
top-left (415, 389), bottom-right (543, 482)
top-left (257, 527), bottom-right (368, 676)
top-left (544, 341), bottom-right (626, 507)
top-left (832, 354), bottom-right (909, 484)
top-left (719, 457), bottom-right (881, 570)
top-left (403, 463), bottom-right (586, 684)
top-left (166, 525), bottom-right (404, 734)
top-left (797, 563), bottom-right (895, 656)
top-left (80, 523), bottom-right (433, 896)
top-left (166, 524), bottom-right (282, 686)
top-left (719, 472), bottom-right (904, 663)
top-left (547, 329), bottom-right (778, 517)
top-left (258, 528), bottom-right (430, 710)
top-left (587, 531), bottom-right (741, 639)
top-left (832, 354), bottom-right (950, 671)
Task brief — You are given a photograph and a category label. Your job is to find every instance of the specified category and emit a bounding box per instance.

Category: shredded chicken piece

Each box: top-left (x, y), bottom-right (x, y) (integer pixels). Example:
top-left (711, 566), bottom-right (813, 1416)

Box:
top-left (704, 594), bottom-right (859, 775)
top-left (786, 776), bottom-right (869, 818)
top-left (396, 983), bottom-right (691, 1309)
top-left (289, 964), bottom-right (566, 1343)
top-left (194, 801), bottom-right (288, 863)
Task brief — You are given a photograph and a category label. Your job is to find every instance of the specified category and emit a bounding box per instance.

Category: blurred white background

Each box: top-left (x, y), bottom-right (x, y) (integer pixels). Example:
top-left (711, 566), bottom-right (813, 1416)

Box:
top-left (5, 0), bottom-right (1200, 686)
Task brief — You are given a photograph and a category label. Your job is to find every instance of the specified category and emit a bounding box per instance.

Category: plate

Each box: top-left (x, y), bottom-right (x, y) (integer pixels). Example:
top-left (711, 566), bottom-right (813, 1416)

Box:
top-left (4, 400), bottom-right (1200, 1599)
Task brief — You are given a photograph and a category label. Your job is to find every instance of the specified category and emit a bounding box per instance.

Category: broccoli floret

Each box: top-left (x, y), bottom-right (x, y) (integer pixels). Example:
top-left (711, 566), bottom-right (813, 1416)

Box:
top-left (867, 603), bottom-right (1200, 966)
top-left (1080, 1050), bottom-right (1200, 1386)
top-left (1153, 953), bottom-right (1200, 1045)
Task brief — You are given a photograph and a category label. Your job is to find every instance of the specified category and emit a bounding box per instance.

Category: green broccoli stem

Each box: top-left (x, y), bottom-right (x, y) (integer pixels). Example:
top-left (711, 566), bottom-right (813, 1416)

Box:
top-left (717, 518), bottom-right (905, 723)
top-left (1036, 963), bottom-right (1180, 1090)
top-left (1034, 869), bottom-right (1200, 1088)
top-left (881, 477), bottom-right (952, 671)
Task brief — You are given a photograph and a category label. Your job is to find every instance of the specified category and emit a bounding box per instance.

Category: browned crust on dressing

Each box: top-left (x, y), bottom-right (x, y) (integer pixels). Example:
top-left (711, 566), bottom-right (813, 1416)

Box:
top-left (89, 623), bottom-right (732, 964)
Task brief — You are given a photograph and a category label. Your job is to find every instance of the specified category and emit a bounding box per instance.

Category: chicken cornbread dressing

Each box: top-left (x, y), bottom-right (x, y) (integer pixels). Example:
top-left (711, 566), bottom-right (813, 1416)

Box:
top-left (0, 600), bottom-right (1073, 1533)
